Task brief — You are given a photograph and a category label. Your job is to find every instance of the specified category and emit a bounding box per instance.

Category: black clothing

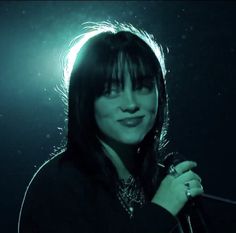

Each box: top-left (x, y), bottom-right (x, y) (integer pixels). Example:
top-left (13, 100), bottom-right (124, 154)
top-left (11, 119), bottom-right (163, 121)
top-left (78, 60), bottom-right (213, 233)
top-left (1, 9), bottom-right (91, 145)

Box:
top-left (18, 152), bottom-right (180, 233)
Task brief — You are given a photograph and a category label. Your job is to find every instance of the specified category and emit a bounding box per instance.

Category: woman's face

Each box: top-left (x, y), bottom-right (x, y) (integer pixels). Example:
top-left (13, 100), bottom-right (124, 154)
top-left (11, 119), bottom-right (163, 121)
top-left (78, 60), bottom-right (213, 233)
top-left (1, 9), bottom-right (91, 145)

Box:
top-left (94, 68), bottom-right (159, 146)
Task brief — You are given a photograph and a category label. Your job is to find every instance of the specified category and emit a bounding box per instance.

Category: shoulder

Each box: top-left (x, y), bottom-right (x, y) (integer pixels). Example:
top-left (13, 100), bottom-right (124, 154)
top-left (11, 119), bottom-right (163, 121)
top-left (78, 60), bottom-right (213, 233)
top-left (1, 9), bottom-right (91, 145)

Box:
top-left (18, 151), bottom-right (96, 233)
top-left (23, 150), bottom-right (89, 201)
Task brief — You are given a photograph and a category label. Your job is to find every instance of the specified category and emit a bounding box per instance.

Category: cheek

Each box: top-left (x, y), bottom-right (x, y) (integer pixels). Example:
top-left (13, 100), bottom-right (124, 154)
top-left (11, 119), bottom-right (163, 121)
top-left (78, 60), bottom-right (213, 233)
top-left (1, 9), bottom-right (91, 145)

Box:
top-left (94, 99), bottom-right (115, 121)
top-left (142, 95), bottom-right (158, 132)
top-left (141, 94), bottom-right (158, 114)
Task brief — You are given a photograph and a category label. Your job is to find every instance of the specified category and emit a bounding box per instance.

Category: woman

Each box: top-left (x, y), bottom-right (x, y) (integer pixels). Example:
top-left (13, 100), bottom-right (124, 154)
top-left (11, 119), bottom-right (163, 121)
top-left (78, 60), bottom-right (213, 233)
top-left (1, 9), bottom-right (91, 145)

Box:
top-left (18, 21), bottom-right (205, 233)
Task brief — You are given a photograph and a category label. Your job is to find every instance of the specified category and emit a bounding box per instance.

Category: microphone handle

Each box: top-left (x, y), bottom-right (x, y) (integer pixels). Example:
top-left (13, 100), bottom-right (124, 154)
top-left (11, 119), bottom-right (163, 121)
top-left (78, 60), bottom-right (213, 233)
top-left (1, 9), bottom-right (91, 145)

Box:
top-left (179, 196), bottom-right (209, 233)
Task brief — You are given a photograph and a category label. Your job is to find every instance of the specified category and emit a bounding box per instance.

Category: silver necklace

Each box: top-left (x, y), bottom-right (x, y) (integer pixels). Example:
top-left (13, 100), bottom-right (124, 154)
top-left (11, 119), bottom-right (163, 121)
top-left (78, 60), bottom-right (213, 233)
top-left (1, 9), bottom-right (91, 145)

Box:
top-left (116, 175), bottom-right (146, 218)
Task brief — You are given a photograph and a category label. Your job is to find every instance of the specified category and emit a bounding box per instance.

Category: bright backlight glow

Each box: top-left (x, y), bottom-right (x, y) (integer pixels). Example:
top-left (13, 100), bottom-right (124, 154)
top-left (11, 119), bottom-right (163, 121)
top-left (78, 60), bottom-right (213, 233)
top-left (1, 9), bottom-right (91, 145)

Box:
top-left (62, 21), bottom-right (166, 90)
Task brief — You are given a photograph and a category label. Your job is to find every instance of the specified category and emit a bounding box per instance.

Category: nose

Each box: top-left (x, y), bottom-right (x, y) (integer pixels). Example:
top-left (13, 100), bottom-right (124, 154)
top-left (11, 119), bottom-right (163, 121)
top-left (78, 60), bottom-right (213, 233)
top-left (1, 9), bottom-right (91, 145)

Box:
top-left (120, 90), bottom-right (139, 113)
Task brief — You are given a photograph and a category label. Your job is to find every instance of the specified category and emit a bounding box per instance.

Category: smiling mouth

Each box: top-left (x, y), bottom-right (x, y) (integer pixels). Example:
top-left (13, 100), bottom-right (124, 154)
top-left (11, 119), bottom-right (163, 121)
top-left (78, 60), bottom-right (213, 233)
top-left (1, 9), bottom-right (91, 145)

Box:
top-left (118, 116), bottom-right (144, 127)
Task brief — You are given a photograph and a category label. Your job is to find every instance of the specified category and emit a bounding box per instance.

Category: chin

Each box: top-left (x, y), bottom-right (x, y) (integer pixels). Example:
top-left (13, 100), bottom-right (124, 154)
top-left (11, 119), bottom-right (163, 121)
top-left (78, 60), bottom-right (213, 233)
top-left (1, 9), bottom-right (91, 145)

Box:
top-left (122, 140), bottom-right (140, 145)
top-left (117, 135), bottom-right (144, 145)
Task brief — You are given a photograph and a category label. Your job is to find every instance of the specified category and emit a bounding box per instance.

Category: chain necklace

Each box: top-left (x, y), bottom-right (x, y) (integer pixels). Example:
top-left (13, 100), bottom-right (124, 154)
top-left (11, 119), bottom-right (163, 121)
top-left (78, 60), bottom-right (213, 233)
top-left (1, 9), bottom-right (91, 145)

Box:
top-left (116, 175), bottom-right (146, 219)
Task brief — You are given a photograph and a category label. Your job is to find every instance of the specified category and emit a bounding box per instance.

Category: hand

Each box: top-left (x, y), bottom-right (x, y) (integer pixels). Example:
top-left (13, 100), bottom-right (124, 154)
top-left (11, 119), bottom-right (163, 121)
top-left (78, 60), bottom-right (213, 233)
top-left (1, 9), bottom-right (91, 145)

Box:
top-left (151, 161), bottom-right (204, 216)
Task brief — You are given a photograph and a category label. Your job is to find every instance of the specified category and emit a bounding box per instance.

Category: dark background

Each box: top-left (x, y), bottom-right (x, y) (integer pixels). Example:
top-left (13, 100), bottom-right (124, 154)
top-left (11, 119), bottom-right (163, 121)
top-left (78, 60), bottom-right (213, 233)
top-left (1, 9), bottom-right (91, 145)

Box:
top-left (0, 1), bottom-right (235, 233)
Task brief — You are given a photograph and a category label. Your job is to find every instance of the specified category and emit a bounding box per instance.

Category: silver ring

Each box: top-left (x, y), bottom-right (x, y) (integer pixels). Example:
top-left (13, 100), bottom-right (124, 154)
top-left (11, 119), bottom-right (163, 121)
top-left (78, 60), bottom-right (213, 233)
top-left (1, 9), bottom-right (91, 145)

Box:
top-left (168, 165), bottom-right (178, 177)
top-left (185, 188), bottom-right (192, 200)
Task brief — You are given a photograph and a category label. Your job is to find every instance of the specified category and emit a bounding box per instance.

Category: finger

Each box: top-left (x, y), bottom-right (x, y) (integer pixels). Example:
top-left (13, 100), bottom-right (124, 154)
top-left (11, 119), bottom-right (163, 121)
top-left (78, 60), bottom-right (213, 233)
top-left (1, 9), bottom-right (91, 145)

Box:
top-left (176, 170), bottom-right (202, 183)
top-left (174, 161), bottom-right (197, 174)
top-left (186, 187), bottom-right (204, 199)
top-left (184, 179), bottom-right (203, 189)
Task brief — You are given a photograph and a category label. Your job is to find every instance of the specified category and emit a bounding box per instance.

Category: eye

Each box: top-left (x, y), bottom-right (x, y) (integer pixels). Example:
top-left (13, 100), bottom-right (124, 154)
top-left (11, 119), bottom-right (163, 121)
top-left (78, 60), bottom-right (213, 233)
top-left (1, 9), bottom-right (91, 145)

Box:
top-left (103, 85), bottom-right (122, 98)
top-left (135, 81), bottom-right (155, 93)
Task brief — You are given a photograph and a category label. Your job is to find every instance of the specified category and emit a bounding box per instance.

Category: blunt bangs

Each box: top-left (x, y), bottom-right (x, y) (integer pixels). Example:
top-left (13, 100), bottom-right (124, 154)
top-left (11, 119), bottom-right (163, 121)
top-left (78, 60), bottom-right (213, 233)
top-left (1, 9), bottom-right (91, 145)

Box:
top-left (88, 32), bottom-right (162, 98)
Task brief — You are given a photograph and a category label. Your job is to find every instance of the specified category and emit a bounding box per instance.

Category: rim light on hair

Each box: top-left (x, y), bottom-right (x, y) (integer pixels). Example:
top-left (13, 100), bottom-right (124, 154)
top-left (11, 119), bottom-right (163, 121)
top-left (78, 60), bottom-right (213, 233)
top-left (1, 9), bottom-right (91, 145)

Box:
top-left (63, 21), bottom-right (166, 90)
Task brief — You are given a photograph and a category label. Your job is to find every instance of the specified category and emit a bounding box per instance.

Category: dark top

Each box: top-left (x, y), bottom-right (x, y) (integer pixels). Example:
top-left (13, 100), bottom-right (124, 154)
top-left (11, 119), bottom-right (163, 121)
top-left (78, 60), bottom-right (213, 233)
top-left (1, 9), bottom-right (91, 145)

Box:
top-left (18, 151), bottom-right (180, 233)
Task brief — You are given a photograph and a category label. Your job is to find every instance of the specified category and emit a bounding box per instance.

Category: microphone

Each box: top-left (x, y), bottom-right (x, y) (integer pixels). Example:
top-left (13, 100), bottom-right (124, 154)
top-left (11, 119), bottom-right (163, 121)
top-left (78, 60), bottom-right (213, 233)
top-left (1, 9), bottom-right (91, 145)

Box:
top-left (161, 152), bottom-right (236, 205)
top-left (159, 152), bottom-right (236, 232)
top-left (161, 152), bottom-right (209, 232)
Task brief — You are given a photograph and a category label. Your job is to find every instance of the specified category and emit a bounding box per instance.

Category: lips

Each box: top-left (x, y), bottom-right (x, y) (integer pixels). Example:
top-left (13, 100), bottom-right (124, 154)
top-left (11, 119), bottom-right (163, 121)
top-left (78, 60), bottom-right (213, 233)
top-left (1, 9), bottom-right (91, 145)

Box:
top-left (118, 116), bottom-right (144, 127)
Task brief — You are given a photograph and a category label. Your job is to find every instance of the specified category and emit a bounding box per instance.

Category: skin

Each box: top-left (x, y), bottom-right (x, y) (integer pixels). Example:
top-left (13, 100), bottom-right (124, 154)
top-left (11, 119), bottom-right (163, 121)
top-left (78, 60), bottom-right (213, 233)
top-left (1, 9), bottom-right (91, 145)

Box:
top-left (94, 64), bottom-right (158, 177)
top-left (152, 161), bottom-right (204, 216)
top-left (94, 63), bottom-right (203, 216)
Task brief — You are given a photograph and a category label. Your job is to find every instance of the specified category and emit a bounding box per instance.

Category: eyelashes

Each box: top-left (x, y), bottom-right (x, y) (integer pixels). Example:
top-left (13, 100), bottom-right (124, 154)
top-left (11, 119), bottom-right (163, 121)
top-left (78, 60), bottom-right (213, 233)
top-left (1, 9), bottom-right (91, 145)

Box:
top-left (102, 81), bottom-right (155, 97)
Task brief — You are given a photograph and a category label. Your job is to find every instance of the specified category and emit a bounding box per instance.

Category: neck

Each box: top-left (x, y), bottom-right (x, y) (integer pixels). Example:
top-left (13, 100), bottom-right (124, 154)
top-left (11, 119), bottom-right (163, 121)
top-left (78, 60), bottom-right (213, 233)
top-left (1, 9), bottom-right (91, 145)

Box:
top-left (98, 136), bottom-right (139, 180)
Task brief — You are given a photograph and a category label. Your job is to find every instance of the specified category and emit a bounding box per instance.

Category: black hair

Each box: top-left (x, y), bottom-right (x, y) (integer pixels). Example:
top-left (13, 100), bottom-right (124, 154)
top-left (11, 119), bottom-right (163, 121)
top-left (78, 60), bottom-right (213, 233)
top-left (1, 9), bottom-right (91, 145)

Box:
top-left (61, 22), bottom-right (169, 199)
